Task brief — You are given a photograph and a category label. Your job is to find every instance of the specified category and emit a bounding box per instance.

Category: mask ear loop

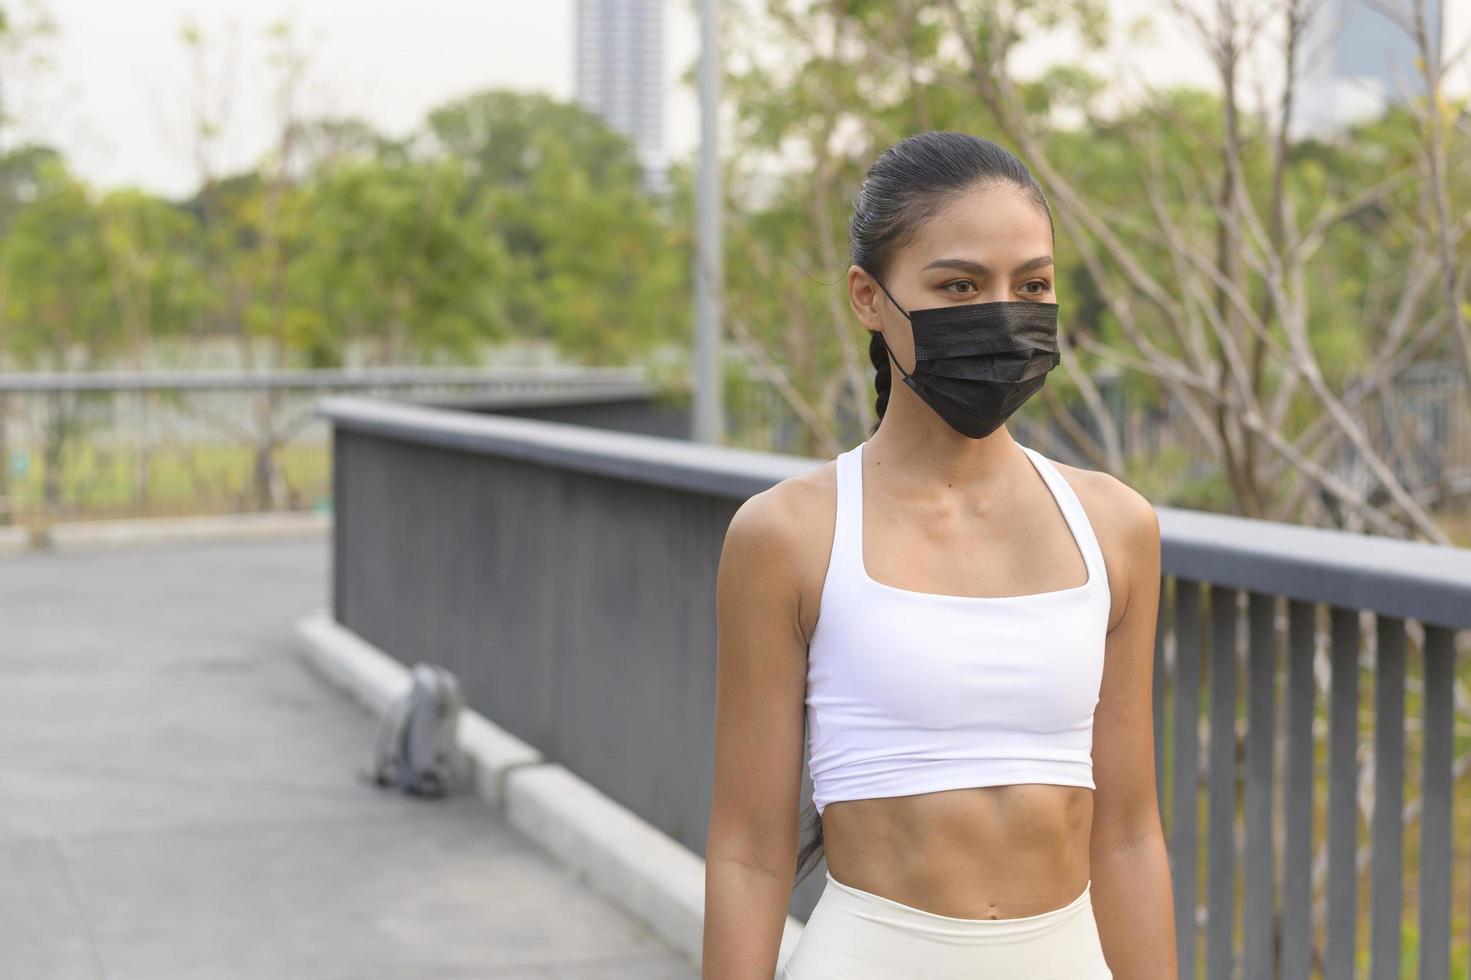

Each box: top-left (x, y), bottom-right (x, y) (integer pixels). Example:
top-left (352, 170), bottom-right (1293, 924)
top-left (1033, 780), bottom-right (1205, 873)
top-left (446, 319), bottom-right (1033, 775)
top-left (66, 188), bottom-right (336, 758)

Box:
top-left (869, 274), bottom-right (917, 384)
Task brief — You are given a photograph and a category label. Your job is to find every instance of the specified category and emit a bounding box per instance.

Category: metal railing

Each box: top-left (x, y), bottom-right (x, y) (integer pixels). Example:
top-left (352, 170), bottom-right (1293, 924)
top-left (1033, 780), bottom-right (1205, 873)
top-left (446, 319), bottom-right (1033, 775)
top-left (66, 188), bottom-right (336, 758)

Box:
top-left (1158, 508), bottom-right (1471, 979)
top-left (0, 366), bottom-right (670, 530)
top-left (319, 393), bottom-right (1471, 978)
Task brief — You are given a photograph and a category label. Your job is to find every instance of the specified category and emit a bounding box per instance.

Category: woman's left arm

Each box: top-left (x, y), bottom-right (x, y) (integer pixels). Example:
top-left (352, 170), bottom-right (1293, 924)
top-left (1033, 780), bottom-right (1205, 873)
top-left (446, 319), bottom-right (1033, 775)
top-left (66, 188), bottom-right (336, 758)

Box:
top-left (1088, 481), bottom-right (1177, 979)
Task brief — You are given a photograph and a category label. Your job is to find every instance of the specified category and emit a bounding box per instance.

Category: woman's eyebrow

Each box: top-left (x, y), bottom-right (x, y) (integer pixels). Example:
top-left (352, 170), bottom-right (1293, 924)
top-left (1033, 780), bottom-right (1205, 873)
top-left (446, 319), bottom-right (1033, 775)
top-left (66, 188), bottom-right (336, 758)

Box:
top-left (922, 255), bottom-right (1054, 275)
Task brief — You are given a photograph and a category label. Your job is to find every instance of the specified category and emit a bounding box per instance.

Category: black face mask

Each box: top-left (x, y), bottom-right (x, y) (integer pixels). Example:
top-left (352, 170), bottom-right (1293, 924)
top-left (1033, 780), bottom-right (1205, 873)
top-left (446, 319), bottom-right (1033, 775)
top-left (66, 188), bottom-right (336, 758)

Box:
top-left (870, 275), bottom-right (1061, 439)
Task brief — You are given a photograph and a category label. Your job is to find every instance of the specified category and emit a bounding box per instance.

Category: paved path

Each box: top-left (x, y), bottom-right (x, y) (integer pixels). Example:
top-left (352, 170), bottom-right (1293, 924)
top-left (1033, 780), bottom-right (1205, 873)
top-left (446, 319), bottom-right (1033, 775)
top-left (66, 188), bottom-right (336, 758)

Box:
top-left (0, 533), bottom-right (698, 980)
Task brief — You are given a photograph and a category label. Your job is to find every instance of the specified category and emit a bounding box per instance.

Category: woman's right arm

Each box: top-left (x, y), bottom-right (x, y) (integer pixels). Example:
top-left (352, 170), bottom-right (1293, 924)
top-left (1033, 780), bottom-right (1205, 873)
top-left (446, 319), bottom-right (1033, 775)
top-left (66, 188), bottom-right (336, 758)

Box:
top-left (702, 487), bottom-right (812, 980)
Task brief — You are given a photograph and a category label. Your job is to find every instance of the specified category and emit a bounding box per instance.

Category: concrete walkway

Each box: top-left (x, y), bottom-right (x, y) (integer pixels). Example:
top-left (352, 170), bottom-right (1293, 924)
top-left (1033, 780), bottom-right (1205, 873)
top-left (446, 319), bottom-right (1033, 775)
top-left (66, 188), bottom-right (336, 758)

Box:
top-left (0, 533), bottom-right (698, 980)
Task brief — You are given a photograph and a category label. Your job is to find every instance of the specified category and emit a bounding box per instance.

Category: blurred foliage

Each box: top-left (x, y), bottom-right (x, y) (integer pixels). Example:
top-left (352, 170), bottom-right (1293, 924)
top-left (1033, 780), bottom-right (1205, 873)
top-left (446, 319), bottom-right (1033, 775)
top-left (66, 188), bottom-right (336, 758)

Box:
top-left (1, 158), bottom-right (114, 368)
top-left (714, 0), bottom-right (1469, 521)
top-left (0, 84), bottom-right (690, 372)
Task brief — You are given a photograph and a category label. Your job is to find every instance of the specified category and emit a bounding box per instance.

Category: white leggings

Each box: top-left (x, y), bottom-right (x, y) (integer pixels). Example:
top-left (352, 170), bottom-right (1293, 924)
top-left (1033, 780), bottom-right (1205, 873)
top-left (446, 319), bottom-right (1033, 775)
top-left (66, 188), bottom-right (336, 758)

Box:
top-left (781, 870), bottom-right (1114, 979)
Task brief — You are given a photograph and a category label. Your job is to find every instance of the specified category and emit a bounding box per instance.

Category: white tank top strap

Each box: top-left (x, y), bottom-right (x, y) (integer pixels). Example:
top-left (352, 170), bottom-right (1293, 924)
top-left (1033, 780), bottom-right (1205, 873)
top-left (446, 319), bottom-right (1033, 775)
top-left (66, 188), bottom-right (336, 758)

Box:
top-left (829, 442), bottom-right (863, 572)
top-left (1018, 444), bottom-right (1108, 592)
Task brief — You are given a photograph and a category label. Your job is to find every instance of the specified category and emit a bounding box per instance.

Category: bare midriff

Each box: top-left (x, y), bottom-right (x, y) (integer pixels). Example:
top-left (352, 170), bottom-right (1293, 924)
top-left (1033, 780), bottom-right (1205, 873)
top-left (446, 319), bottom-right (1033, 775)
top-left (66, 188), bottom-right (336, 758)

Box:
top-left (819, 782), bottom-right (1095, 920)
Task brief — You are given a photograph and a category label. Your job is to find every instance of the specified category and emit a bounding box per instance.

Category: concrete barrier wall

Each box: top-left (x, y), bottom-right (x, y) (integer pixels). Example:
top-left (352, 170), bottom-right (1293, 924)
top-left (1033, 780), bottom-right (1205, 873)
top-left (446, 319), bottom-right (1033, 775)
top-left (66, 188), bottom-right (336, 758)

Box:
top-left (321, 393), bottom-right (828, 920)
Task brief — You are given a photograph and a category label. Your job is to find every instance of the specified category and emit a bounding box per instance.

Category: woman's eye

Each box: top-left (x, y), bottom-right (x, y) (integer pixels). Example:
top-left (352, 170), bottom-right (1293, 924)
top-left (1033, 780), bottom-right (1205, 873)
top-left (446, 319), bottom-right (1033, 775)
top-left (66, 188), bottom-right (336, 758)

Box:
top-left (942, 280), bottom-right (975, 294)
top-left (1021, 280), bottom-right (1050, 295)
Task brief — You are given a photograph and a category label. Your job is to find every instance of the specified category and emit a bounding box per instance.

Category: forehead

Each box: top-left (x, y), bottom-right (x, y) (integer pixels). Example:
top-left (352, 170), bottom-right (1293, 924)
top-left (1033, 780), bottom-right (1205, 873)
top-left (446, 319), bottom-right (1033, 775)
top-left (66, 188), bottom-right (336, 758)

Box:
top-left (891, 183), bottom-right (1051, 273)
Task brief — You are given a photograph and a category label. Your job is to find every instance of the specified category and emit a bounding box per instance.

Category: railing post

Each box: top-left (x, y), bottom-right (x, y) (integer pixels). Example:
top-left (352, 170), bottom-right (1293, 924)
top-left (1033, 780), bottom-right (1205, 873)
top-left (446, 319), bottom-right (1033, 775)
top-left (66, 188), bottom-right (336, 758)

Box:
top-left (1172, 578), bottom-right (1203, 977)
top-left (1242, 590), bottom-right (1277, 978)
top-left (1206, 583), bottom-right (1239, 980)
top-left (1418, 625), bottom-right (1455, 980)
top-left (1280, 599), bottom-right (1317, 980)
top-left (1370, 616), bottom-right (1405, 980)
top-left (1326, 606), bottom-right (1360, 979)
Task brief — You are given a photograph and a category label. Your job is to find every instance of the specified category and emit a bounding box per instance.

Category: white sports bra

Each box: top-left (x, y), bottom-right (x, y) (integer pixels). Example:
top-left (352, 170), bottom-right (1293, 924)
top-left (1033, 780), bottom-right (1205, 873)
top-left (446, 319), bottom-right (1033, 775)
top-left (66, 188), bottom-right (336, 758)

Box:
top-left (804, 439), bottom-right (1111, 816)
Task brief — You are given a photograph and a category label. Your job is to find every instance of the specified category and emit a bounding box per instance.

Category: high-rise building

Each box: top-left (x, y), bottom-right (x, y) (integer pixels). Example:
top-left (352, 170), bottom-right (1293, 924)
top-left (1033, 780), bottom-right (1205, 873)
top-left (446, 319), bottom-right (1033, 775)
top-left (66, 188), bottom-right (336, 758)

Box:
top-left (1296, 0), bottom-right (1446, 138)
top-left (574, 0), bottom-right (669, 195)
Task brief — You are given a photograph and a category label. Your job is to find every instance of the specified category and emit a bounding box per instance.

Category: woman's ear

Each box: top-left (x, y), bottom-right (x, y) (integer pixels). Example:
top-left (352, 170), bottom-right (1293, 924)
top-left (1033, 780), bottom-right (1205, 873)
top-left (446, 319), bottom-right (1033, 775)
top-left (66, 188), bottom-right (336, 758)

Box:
top-left (847, 265), bottom-right (884, 331)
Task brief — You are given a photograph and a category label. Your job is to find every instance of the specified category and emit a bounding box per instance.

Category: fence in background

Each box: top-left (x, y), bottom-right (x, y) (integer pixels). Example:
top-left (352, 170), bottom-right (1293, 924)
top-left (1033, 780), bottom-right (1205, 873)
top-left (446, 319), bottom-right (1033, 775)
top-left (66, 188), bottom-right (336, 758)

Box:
top-left (321, 393), bottom-right (1471, 979)
top-left (0, 366), bottom-right (676, 529)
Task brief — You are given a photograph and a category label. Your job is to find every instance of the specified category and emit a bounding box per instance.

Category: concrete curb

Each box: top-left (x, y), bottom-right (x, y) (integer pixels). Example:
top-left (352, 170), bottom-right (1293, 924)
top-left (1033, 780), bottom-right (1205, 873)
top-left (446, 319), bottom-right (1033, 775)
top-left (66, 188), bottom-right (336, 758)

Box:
top-left (293, 607), bottom-right (805, 976)
top-left (0, 510), bottom-right (330, 557)
top-left (294, 609), bottom-right (545, 805)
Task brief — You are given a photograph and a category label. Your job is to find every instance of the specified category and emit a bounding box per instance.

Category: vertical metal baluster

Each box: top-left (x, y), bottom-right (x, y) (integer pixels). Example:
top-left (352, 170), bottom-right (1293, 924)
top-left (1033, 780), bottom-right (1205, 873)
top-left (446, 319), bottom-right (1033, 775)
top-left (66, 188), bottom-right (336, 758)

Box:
top-left (1156, 573), bottom-right (1169, 829)
top-left (1370, 616), bottom-right (1405, 980)
top-left (1327, 606), bottom-right (1360, 979)
top-left (1207, 583), bottom-right (1238, 980)
top-left (1418, 625), bottom-right (1454, 980)
top-left (1280, 599), bottom-right (1316, 980)
top-left (1243, 591), bottom-right (1276, 978)
top-left (1174, 578), bottom-right (1203, 978)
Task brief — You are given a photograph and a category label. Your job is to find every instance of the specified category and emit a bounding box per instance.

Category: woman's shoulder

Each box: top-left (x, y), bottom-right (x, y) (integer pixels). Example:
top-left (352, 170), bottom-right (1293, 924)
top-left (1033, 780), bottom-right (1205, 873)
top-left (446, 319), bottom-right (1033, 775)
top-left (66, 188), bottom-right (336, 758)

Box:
top-left (1047, 455), bottom-right (1157, 542)
top-left (725, 455), bottom-right (837, 549)
top-left (720, 456), bottom-right (840, 634)
top-left (1048, 457), bottom-right (1160, 626)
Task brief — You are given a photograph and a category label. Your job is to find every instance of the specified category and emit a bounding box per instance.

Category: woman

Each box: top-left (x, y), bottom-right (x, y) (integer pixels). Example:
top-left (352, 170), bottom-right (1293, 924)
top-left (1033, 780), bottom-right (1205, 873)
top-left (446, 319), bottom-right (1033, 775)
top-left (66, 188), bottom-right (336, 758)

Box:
top-left (703, 131), bottom-right (1176, 979)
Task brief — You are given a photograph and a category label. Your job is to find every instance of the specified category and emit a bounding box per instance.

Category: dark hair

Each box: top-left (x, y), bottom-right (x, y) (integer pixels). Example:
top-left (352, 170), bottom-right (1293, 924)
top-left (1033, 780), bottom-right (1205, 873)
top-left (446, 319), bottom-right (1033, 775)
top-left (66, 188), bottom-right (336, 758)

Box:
top-left (793, 132), bottom-right (1053, 887)
top-left (850, 130), bottom-right (1053, 436)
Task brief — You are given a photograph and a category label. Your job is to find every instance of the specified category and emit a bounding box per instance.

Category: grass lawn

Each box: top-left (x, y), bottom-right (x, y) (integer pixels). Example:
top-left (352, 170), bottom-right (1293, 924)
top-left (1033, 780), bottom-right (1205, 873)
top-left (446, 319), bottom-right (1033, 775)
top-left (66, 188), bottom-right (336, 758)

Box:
top-left (4, 441), bottom-right (331, 524)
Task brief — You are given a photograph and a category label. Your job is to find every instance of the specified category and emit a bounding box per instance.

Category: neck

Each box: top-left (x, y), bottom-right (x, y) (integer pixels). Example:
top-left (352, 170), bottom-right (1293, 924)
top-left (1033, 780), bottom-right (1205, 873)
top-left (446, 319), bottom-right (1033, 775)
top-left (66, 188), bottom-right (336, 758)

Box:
top-left (864, 401), bottom-right (1022, 493)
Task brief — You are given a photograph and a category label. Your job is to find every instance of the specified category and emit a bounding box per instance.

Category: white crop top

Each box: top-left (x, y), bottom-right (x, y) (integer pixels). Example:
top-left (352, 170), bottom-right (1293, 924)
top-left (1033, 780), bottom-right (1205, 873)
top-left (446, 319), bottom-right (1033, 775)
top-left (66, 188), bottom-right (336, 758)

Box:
top-left (804, 439), bottom-right (1110, 816)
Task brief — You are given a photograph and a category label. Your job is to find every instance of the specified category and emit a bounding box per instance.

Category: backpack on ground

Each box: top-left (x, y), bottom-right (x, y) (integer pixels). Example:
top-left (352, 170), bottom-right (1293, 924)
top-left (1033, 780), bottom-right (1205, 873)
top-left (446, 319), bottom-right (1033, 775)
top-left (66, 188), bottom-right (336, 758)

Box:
top-left (362, 662), bottom-right (466, 798)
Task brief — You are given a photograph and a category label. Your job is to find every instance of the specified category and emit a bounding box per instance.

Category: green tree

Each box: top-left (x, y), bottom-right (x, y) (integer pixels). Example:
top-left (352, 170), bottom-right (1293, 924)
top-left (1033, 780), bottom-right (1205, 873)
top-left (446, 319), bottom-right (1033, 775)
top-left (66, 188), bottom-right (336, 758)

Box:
top-left (291, 155), bottom-right (511, 366)
top-left (1, 158), bottom-right (113, 369)
top-left (96, 188), bottom-right (210, 364)
top-left (485, 130), bottom-right (687, 363)
top-left (0, 159), bottom-right (116, 510)
top-left (422, 87), bottom-right (690, 364)
top-left (425, 89), bottom-right (644, 200)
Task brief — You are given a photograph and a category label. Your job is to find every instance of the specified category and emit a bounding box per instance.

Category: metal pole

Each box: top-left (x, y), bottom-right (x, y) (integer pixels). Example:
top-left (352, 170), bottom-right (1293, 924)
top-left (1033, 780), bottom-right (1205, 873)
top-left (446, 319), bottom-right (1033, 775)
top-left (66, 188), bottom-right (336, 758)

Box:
top-left (692, 0), bottom-right (724, 444)
top-left (0, 35), bottom-right (10, 523)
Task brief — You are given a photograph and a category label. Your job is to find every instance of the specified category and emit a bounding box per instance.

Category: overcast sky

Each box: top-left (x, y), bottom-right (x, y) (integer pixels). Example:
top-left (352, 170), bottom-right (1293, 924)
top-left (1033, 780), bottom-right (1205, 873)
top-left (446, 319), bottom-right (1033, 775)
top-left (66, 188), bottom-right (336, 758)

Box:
top-left (16, 0), bottom-right (701, 198)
